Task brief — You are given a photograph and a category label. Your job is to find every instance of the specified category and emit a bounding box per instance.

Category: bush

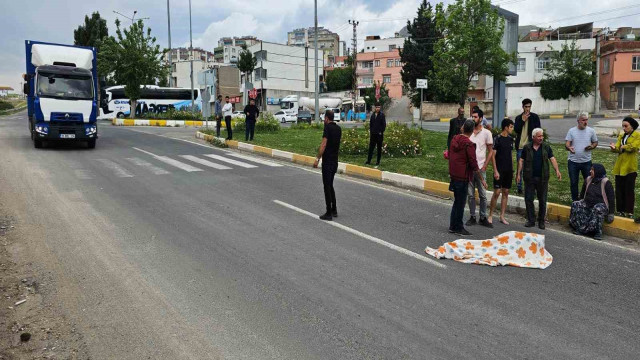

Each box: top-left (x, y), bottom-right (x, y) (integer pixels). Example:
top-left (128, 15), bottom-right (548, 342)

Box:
top-left (0, 101), bottom-right (14, 111)
top-left (233, 120), bottom-right (246, 132)
top-left (143, 109), bottom-right (203, 120)
top-left (256, 113), bottom-right (280, 132)
top-left (341, 122), bottom-right (424, 157)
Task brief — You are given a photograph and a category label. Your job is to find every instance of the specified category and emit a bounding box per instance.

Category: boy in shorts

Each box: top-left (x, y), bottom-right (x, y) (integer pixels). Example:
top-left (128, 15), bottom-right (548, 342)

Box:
top-left (489, 118), bottom-right (515, 225)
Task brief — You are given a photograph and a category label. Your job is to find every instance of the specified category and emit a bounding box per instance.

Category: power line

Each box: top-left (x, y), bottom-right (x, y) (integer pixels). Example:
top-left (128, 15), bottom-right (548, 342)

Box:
top-left (541, 4), bottom-right (640, 25)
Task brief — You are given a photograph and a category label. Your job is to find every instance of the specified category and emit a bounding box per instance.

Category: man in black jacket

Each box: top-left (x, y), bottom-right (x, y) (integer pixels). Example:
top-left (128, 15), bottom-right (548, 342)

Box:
top-left (514, 98), bottom-right (541, 194)
top-left (243, 99), bottom-right (260, 141)
top-left (447, 106), bottom-right (466, 151)
top-left (366, 103), bottom-right (386, 166)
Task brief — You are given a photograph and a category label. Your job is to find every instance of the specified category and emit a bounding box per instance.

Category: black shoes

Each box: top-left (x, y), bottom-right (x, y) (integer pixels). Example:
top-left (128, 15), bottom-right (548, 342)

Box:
top-left (479, 217), bottom-right (493, 228)
top-left (524, 221), bottom-right (535, 228)
top-left (319, 213), bottom-right (332, 221)
top-left (593, 231), bottom-right (603, 240)
top-left (331, 209), bottom-right (338, 217)
top-left (449, 228), bottom-right (471, 236)
top-left (465, 216), bottom-right (477, 226)
top-left (365, 161), bottom-right (371, 165)
top-left (538, 222), bottom-right (545, 230)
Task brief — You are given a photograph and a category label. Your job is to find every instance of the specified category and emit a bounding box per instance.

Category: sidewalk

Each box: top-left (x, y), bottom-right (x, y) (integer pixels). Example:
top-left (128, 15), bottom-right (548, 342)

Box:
top-left (195, 131), bottom-right (640, 243)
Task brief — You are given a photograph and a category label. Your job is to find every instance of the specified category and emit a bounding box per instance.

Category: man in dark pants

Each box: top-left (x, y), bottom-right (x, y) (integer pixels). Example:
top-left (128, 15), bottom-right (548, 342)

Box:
top-left (514, 98), bottom-right (541, 194)
top-left (243, 99), bottom-right (259, 141)
top-left (448, 119), bottom-right (486, 236)
top-left (516, 128), bottom-right (562, 229)
top-left (214, 95), bottom-right (223, 137)
top-left (222, 96), bottom-right (233, 140)
top-left (366, 103), bottom-right (386, 166)
top-left (447, 106), bottom-right (466, 151)
top-left (314, 110), bottom-right (342, 221)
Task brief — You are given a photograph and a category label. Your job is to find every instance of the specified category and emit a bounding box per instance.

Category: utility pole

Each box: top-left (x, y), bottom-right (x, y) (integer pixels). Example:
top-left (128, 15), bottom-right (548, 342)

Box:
top-left (314, 0), bottom-right (319, 122)
top-left (167, 0), bottom-right (172, 87)
top-left (595, 30), bottom-right (601, 114)
top-left (189, 0), bottom-right (194, 112)
top-left (348, 19), bottom-right (359, 120)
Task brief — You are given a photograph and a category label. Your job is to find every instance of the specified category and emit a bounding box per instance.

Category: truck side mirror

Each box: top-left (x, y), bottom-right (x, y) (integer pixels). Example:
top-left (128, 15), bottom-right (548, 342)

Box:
top-left (23, 83), bottom-right (29, 95)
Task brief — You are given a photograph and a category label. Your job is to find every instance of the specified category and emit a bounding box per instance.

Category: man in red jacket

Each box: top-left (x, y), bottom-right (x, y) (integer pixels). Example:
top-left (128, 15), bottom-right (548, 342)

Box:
top-left (449, 119), bottom-right (488, 235)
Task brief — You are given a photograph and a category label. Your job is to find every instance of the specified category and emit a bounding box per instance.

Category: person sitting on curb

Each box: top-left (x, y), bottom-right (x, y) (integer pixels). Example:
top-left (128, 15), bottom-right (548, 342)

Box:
top-left (569, 164), bottom-right (615, 240)
top-left (516, 128), bottom-right (562, 230)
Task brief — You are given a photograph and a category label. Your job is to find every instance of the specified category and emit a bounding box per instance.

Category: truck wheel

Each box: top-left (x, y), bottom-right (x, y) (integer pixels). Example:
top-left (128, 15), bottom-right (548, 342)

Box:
top-left (34, 139), bottom-right (43, 148)
top-left (117, 112), bottom-right (125, 119)
top-left (87, 139), bottom-right (96, 149)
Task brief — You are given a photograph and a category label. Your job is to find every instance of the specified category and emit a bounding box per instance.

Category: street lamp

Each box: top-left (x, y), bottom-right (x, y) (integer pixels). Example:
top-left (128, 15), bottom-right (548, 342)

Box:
top-left (167, 0), bottom-right (173, 87)
top-left (189, 0), bottom-right (195, 112)
top-left (113, 10), bottom-right (149, 24)
top-left (314, 0), bottom-right (319, 122)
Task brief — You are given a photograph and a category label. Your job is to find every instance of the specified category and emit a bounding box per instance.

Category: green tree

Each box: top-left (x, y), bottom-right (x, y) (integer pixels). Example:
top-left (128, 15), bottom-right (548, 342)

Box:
top-left (238, 47), bottom-right (258, 86)
top-left (362, 82), bottom-right (392, 113)
top-left (400, 0), bottom-right (442, 107)
top-left (431, 0), bottom-right (516, 105)
top-left (98, 19), bottom-right (169, 118)
top-left (539, 40), bottom-right (595, 101)
top-left (74, 12), bottom-right (109, 48)
top-left (325, 67), bottom-right (353, 92)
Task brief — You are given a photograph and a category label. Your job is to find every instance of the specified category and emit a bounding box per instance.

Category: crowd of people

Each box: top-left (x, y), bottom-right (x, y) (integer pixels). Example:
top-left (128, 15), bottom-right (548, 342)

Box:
top-left (447, 98), bottom-right (640, 239)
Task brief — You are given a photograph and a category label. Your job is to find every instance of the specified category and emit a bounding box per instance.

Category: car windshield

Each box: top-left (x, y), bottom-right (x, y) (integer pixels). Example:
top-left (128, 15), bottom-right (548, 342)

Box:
top-left (37, 72), bottom-right (93, 100)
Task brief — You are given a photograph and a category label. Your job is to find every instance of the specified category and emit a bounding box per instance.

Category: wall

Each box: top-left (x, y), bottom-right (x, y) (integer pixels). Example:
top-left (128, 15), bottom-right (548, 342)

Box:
top-left (419, 101), bottom-right (494, 120)
top-left (249, 42), bottom-right (318, 94)
top-left (506, 86), bottom-right (595, 117)
top-left (173, 60), bottom-right (210, 89)
top-left (363, 37), bottom-right (405, 53)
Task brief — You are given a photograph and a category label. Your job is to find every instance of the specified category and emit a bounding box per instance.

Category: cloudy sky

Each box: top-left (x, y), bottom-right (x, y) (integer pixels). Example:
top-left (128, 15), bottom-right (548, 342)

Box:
top-left (2, 0), bottom-right (638, 92)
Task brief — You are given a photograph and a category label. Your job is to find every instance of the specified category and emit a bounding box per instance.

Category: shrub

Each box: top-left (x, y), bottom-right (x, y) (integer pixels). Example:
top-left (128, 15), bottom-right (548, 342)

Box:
top-left (341, 122), bottom-right (424, 157)
top-left (233, 120), bottom-right (246, 132)
top-left (0, 101), bottom-right (14, 111)
top-left (143, 109), bottom-right (203, 120)
top-left (256, 112), bottom-right (280, 132)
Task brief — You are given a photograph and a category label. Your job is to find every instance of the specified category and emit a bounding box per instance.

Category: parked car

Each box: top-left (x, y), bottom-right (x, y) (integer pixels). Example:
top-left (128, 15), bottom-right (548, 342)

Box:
top-left (274, 110), bottom-right (297, 123)
top-left (232, 111), bottom-right (245, 119)
top-left (297, 110), bottom-right (312, 124)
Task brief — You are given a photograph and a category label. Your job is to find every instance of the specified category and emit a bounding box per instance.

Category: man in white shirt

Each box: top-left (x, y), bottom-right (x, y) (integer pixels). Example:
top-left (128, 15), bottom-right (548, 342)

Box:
top-left (467, 108), bottom-right (494, 228)
top-left (222, 96), bottom-right (233, 140)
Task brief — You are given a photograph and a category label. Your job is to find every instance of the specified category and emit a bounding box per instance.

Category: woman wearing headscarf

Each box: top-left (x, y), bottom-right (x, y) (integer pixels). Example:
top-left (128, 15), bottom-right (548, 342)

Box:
top-left (570, 164), bottom-right (615, 240)
top-left (609, 117), bottom-right (640, 218)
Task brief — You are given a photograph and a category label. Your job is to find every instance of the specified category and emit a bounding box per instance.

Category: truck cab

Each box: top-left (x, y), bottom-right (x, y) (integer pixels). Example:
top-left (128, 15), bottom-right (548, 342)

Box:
top-left (24, 40), bottom-right (99, 149)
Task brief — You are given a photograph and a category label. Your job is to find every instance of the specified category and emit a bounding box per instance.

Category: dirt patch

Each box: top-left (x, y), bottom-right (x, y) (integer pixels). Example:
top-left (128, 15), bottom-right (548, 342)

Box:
top-left (0, 215), bottom-right (89, 359)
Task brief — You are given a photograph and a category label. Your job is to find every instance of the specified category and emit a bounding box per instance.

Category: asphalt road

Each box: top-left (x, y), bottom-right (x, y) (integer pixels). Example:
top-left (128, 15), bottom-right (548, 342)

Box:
top-left (1, 111), bottom-right (639, 359)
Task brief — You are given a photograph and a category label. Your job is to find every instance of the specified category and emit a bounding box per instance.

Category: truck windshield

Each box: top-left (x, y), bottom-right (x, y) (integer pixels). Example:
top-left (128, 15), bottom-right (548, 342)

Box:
top-left (281, 101), bottom-right (293, 110)
top-left (37, 73), bottom-right (93, 100)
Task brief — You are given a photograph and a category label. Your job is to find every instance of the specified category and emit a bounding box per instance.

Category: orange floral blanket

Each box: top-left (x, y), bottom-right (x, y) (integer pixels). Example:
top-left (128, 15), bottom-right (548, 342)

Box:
top-left (425, 231), bottom-right (553, 269)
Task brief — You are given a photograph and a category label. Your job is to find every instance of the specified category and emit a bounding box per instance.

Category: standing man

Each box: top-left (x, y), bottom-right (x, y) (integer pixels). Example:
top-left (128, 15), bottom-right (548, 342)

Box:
top-left (313, 110), bottom-right (342, 221)
top-left (466, 108), bottom-right (494, 228)
top-left (222, 96), bottom-right (233, 140)
top-left (243, 98), bottom-right (260, 141)
top-left (447, 106), bottom-right (466, 151)
top-left (449, 119), bottom-right (487, 236)
top-left (488, 118), bottom-right (515, 225)
top-left (514, 98), bottom-right (541, 194)
top-left (214, 95), bottom-right (223, 138)
top-left (365, 103), bottom-right (386, 166)
top-left (516, 128), bottom-right (562, 229)
top-left (565, 111), bottom-right (598, 201)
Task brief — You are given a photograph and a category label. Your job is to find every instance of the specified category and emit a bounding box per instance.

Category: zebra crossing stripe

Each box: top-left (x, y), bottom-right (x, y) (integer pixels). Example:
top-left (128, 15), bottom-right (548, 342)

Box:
top-left (96, 159), bottom-right (134, 178)
top-left (203, 154), bottom-right (257, 168)
top-left (228, 153), bottom-right (283, 167)
top-left (126, 157), bottom-right (170, 175)
top-left (179, 155), bottom-right (232, 170)
top-left (132, 147), bottom-right (203, 172)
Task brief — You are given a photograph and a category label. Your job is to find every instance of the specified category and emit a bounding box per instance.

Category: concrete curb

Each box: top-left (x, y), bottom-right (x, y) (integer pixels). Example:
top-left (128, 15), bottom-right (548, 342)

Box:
top-left (112, 118), bottom-right (217, 127)
top-left (195, 131), bottom-right (640, 242)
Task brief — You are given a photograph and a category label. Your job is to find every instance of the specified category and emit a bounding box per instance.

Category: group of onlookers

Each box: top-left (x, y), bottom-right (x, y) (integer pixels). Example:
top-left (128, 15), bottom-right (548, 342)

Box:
top-left (447, 98), bottom-right (639, 239)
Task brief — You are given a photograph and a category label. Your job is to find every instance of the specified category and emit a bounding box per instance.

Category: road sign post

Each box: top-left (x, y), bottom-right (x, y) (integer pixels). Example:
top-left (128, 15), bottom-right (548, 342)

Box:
top-left (416, 79), bottom-right (428, 129)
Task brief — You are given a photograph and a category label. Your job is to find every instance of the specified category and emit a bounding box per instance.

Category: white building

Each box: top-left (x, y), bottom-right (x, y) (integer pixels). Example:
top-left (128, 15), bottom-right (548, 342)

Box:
top-left (171, 60), bottom-right (215, 89)
top-left (245, 41), bottom-right (320, 111)
top-left (502, 37), bottom-right (596, 116)
top-left (363, 36), bottom-right (405, 53)
top-left (214, 45), bottom-right (242, 64)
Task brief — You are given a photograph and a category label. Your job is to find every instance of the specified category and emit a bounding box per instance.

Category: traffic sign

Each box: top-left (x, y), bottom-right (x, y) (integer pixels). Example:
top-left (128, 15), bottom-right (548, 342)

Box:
top-left (416, 79), bottom-right (428, 89)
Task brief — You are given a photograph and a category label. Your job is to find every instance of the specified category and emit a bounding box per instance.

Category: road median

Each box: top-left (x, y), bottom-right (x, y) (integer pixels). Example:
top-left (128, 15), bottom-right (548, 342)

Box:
top-left (195, 131), bottom-right (640, 243)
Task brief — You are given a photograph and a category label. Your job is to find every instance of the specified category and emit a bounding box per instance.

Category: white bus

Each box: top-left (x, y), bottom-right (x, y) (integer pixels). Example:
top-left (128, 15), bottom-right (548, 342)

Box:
top-left (99, 85), bottom-right (201, 119)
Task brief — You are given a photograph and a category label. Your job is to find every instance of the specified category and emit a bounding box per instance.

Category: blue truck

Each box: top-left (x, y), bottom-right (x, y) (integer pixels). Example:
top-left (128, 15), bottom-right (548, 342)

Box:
top-left (24, 40), bottom-right (99, 148)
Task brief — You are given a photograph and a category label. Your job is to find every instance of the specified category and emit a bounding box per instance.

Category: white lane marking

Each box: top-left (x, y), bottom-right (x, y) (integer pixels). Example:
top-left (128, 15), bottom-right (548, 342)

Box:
top-left (122, 128), bottom-right (230, 152)
top-left (126, 157), bottom-right (170, 175)
top-left (228, 153), bottom-right (283, 167)
top-left (203, 154), bottom-right (257, 168)
top-left (273, 200), bottom-right (446, 269)
top-left (179, 155), bottom-right (232, 170)
top-left (132, 147), bottom-right (203, 172)
top-left (74, 169), bottom-right (94, 180)
top-left (96, 159), bottom-right (134, 178)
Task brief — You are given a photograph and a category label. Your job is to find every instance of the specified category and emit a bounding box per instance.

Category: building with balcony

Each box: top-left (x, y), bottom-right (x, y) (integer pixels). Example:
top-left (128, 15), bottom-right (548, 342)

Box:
top-left (218, 36), bottom-right (260, 48)
top-left (287, 27), bottom-right (340, 65)
top-left (599, 38), bottom-right (640, 110)
top-left (164, 47), bottom-right (215, 64)
top-left (356, 49), bottom-right (403, 99)
top-left (363, 35), bottom-right (406, 53)
top-left (214, 45), bottom-right (241, 64)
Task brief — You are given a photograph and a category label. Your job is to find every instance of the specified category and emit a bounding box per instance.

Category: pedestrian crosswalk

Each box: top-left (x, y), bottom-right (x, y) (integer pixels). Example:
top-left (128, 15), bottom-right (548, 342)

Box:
top-left (72, 148), bottom-right (282, 180)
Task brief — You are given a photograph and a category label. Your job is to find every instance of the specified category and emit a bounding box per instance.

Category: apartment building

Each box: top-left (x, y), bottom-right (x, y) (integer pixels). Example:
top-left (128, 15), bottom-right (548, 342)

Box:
top-left (363, 35), bottom-right (405, 53)
top-left (164, 47), bottom-right (215, 63)
top-left (599, 37), bottom-right (640, 110)
top-left (356, 49), bottom-right (403, 99)
top-left (287, 27), bottom-right (340, 65)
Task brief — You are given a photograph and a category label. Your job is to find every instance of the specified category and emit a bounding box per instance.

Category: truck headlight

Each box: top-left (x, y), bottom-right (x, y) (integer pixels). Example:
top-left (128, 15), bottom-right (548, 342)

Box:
top-left (35, 125), bottom-right (48, 134)
top-left (85, 125), bottom-right (97, 135)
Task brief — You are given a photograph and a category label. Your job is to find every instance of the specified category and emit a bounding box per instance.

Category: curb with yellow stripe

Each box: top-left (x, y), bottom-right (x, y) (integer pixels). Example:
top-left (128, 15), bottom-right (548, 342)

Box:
top-left (195, 131), bottom-right (640, 242)
top-left (112, 118), bottom-right (218, 127)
